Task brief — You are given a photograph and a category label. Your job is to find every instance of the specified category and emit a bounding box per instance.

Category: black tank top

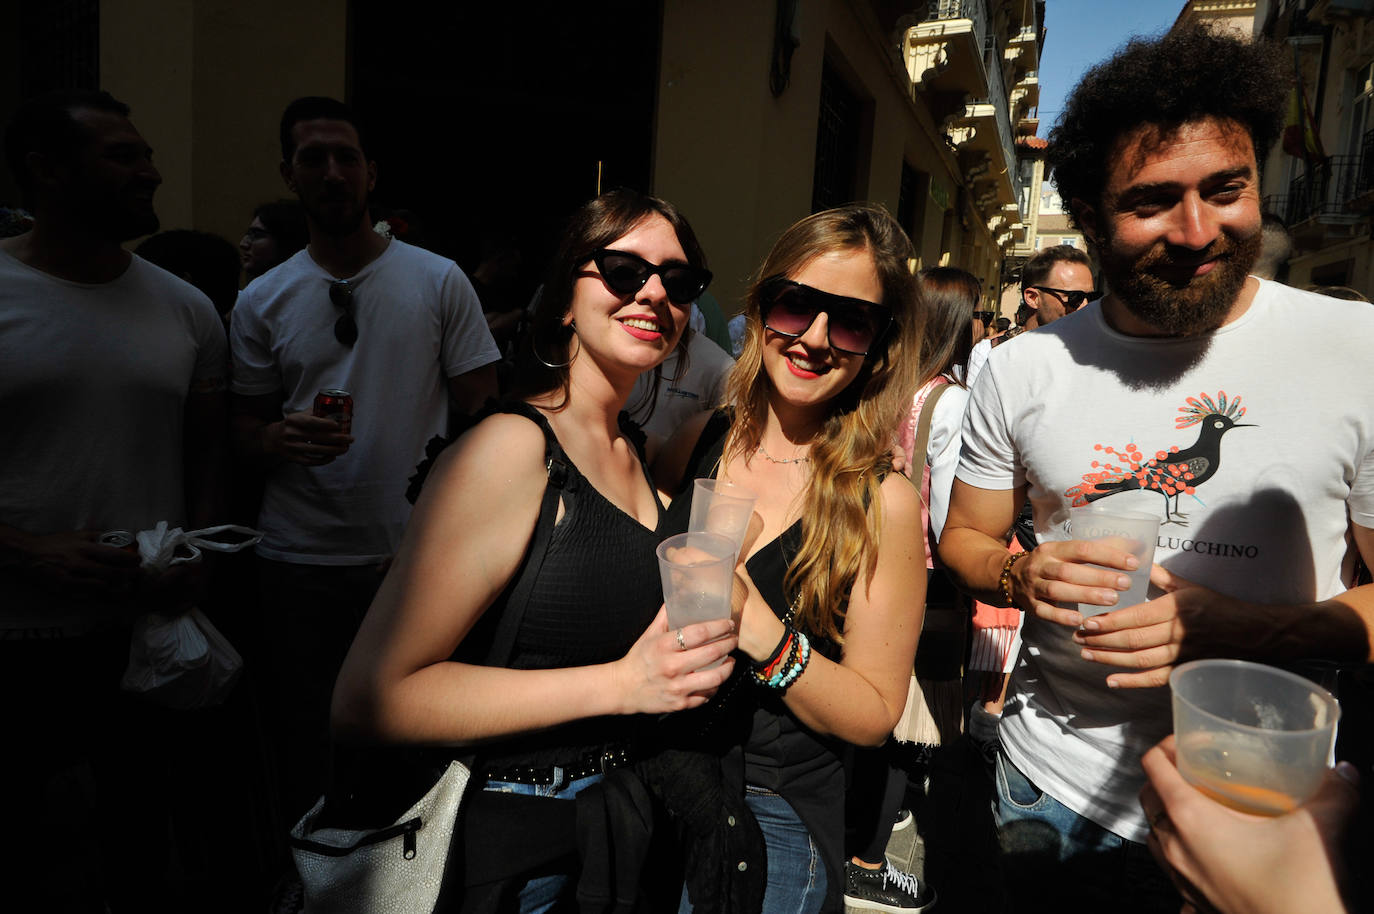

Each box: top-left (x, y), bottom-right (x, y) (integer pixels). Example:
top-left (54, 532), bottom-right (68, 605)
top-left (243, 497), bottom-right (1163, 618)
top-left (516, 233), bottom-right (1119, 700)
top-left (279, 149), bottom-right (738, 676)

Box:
top-left (462, 403), bottom-right (666, 769)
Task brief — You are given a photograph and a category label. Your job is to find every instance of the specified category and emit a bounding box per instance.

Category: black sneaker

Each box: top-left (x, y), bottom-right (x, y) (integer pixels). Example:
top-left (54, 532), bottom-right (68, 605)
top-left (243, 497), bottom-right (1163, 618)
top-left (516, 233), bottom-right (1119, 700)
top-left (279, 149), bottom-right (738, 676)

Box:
top-left (843, 861), bottom-right (937, 913)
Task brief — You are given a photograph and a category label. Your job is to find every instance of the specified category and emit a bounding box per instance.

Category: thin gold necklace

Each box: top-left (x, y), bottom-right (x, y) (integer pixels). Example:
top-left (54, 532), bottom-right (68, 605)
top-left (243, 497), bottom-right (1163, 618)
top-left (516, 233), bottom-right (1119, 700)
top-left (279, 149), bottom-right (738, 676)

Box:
top-left (756, 442), bottom-right (810, 464)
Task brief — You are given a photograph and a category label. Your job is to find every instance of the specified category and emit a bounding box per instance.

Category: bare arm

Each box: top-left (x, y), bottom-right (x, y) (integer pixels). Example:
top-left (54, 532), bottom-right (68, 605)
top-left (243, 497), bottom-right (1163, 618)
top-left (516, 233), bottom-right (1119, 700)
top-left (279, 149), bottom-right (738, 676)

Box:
top-left (734, 474), bottom-right (926, 746)
top-left (331, 413), bottom-right (736, 746)
top-left (446, 363), bottom-right (498, 418)
top-left (939, 479), bottom-right (1139, 625)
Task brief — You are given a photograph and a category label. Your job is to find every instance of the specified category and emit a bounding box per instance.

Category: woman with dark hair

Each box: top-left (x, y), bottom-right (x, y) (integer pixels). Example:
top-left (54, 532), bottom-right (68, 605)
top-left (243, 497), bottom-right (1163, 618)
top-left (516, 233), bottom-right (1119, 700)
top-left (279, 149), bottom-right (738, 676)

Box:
top-left (657, 204), bottom-right (928, 913)
top-left (901, 266), bottom-right (976, 536)
top-left (239, 199), bottom-right (308, 281)
top-left (331, 189), bottom-right (737, 911)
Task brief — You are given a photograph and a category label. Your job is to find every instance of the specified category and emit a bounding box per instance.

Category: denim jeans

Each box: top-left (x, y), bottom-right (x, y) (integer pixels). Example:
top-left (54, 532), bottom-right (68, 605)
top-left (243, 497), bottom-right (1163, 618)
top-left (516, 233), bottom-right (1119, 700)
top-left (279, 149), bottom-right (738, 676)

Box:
top-left (482, 769), bottom-right (603, 914)
top-left (678, 785), bottom-right (826, 914)
top-left (993, 751), bottom-right (1180, 914)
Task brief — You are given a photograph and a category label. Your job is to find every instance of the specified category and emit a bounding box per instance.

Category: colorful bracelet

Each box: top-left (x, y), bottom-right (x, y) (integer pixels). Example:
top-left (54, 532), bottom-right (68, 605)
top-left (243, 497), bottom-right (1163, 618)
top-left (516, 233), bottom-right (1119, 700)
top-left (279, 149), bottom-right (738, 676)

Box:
top-left (753, 627), bottom-right (811, 691)
top-left (756, 628), bottom-right (793, 680)
top-left (1000, 551), bottom-right (1028, 606)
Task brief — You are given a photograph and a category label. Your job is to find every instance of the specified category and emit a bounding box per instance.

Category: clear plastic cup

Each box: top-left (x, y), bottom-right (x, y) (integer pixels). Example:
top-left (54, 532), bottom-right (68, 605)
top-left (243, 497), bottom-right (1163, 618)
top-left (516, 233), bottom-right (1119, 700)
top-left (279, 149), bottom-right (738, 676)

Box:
top-left (688, 479), bottom-right (758, 561)
top-left (1170, 659), bottom-right (1340, 816)
top-left (1068, 505), bottom-right (1160, 616)
top-left (656, 531), bottom-right (736, 667)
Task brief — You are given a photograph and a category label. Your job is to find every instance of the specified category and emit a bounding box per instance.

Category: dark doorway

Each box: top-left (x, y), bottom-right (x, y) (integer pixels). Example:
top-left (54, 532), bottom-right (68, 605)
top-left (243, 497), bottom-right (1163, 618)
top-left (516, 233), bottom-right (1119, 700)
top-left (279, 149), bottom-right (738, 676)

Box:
top-left (351, 1), bottom-right (661, 290)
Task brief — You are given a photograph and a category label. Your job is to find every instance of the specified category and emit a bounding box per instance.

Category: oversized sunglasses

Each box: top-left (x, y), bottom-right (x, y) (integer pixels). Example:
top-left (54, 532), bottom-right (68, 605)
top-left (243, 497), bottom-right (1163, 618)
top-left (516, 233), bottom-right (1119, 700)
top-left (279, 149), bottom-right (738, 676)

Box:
top-left (972, 310), bottom-right (996, 323)
top-left (759, 277), bottom-right (892, 356)
top-left (1030, 286), bottom-right (1095, 311)
top-left (582, 249), bottom-right (712, 305)
top-left (329, 279), bottom-right (359, 345)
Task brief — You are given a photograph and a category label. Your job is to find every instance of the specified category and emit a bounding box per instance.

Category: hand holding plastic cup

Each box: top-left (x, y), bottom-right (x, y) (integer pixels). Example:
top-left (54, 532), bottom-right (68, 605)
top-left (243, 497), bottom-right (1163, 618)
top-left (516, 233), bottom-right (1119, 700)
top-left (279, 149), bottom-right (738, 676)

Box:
top-left (1068, 506), bottom-right (1160, 617)
top-left (1170, 659), bottom-right (1340, 817)
top-left (656, 531), bottom-right (736, 668)
top-left (688, 479), bottom-right (758, 561)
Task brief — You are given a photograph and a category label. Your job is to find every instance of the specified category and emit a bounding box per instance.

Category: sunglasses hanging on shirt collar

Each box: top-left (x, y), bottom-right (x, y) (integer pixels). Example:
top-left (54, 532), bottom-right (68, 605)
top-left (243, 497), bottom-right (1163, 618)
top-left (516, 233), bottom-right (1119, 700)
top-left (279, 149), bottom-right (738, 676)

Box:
top-left (329, 279), bottom-right (359, 345)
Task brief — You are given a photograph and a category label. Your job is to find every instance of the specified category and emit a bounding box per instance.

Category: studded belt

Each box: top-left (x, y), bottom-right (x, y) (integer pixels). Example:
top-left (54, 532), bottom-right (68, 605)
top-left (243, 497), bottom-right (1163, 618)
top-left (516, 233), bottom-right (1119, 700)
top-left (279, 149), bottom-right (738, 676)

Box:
top-left (483, 746), bottom-right (634, 786)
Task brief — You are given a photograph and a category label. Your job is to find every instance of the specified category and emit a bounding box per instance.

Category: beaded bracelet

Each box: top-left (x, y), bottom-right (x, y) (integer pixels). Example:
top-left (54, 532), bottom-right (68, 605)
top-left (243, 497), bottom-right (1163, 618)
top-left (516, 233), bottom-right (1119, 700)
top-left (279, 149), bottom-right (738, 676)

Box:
top-left (770, 632), bottom-right (810, 690)
top-left (1000, 551), bottom-right (1027, 606)
top-left (752, 626), bottom-right (811, 691)
top-left (756, 628), bottom-right (793, 680)
top-left (753, 627), bottom-right (796, 685)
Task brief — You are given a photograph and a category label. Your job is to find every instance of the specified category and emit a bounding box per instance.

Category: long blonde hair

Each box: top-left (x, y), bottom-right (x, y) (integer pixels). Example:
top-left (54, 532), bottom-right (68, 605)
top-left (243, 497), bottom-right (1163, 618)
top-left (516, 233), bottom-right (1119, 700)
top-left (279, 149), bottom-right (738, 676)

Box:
top-left (724, 205), bottom-right (925, 642)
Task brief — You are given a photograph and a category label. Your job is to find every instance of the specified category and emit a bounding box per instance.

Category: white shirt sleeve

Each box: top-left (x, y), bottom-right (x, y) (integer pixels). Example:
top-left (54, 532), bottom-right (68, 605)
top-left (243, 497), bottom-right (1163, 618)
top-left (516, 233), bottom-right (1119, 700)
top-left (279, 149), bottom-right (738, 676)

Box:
top-left (228, 289), bottom-right (282, 396)
top-left (956, 356), bottom-right (1022, 491)
top-left (438, 264), bottom-right (502, 378)
top-left (927, 384), bottom-right (970, 544)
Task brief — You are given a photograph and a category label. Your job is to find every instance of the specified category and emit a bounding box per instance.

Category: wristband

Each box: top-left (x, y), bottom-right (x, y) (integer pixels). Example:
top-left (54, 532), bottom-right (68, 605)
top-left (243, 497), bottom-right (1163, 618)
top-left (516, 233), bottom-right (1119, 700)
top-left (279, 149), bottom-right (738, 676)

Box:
top-left (999, 551), bottom-right (1027, 606)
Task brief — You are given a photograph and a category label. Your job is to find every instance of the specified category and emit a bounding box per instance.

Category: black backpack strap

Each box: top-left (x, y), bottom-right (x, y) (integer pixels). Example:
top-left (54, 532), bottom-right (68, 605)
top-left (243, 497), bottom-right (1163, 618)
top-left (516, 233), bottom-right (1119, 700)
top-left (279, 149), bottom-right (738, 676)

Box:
top-left (482, 401), bottom-right (569, 667)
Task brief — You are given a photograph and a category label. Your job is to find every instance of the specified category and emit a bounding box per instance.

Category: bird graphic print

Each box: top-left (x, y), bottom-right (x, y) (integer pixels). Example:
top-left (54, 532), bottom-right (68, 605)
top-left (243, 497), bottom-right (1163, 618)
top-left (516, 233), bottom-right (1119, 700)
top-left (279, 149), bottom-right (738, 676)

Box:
top-left (1065, 392), bottom-right (1254, 526)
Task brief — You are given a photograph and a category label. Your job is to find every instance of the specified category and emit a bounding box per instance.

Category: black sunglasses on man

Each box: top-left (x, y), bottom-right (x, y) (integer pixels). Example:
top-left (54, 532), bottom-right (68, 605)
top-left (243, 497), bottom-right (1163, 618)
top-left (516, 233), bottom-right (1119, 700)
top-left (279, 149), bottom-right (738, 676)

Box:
top-left (1028, 286), bottom-right (1096, 312)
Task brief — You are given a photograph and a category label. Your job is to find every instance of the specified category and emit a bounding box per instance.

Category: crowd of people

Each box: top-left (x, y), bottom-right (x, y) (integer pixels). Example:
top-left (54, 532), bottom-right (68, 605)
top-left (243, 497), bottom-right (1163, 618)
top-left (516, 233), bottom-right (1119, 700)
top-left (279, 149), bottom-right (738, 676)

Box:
top-left (3, 22), bottom-right (1373, 914)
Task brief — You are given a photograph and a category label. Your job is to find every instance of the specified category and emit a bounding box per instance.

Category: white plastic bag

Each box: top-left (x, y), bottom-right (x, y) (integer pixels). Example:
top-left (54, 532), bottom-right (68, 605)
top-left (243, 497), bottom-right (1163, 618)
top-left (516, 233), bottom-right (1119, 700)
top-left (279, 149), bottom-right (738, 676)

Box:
top-left (119, 523), bottom-right (262, 709)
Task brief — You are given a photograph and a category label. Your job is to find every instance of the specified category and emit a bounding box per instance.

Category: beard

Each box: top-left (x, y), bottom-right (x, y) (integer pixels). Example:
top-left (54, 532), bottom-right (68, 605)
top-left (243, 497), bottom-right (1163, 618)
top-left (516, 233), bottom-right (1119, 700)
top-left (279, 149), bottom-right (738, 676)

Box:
top-left (1101, 228), bottom-right (1261, 336)
top-left (91, 200), bottom-right (159, 243)
top-left (305, 192), bottom-right (369, 237)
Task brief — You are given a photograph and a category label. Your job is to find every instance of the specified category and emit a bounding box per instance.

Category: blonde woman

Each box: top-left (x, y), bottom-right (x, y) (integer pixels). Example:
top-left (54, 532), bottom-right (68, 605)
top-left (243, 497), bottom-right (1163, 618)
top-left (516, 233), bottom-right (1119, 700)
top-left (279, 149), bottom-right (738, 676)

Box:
top-left (657, 204), bottom-right (928, 913)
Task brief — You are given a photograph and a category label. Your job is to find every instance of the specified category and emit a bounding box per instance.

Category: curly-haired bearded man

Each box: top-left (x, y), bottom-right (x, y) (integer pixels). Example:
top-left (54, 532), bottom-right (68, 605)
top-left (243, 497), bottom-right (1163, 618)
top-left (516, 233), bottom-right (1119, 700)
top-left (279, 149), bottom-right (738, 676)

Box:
top-left (939, 26), bottom-right (1374, 914)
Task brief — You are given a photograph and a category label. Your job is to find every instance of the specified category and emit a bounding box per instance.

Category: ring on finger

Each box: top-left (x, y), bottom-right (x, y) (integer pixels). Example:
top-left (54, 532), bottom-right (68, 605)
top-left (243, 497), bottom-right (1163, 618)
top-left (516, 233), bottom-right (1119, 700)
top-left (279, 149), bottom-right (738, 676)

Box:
top-left (675, 629), bottom-right (687, 651)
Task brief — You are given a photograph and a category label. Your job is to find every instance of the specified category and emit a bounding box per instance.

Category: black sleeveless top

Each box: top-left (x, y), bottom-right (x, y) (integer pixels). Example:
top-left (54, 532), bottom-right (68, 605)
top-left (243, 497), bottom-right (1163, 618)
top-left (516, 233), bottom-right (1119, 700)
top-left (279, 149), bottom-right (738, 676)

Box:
top-left (459, 403), bottom-right (666, 770)
top-left (662, 410), bottom-right (848, 912)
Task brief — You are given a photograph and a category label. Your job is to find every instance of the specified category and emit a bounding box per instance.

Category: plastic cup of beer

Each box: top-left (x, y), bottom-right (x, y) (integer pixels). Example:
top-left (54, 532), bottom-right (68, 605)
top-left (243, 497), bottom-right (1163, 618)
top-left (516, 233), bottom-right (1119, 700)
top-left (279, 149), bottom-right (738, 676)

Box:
top-left (1170, 659), bottom-right (1340, 817)
top-left (657, 531), bottom-right (736, 668)
top-left (689, 479), bottom-right (758, 561)
top-left (1068, 506), bottom-right (1160, 616)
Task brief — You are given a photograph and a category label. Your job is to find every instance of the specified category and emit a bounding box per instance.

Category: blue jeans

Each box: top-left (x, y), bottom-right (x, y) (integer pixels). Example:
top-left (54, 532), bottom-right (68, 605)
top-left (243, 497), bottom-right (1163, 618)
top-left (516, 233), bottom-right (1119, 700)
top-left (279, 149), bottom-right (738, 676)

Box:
top-left (748, 786), bottom-right (827, 914)
top-left (678, 786), bottom-right (827, 914)
top-left (482, 769), bottom-right (603, 914)
top-left (993, 751), bottom-right (1179, 914)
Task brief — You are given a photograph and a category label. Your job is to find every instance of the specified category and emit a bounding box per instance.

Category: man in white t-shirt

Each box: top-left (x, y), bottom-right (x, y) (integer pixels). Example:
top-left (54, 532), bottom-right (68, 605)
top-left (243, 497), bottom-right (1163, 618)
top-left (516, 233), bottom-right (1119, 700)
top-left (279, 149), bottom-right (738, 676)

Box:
top-left (230, 97), bottom-right (499, 819)
top-left (0, 90), bottom-right (228, 910)
top-left (628, 325), bottom-right (734, 443)
top-left (965, 245), bottom-right (1095, 388)
top-left (939, 28), bottom-right (1374, 914)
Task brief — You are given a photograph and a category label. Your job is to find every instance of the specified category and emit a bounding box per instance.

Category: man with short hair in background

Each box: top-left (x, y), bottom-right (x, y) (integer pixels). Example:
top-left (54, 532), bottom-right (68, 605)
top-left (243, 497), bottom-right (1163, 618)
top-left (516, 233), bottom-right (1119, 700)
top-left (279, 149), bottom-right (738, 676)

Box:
top-left (966, 244), bottom-right (1095, 386)
top-left (939, 27), bottom-right (1374, 913)
top-left (230, 96), bottom-right (499, 822)
top-left (0, 89), bottom-right (227, 911)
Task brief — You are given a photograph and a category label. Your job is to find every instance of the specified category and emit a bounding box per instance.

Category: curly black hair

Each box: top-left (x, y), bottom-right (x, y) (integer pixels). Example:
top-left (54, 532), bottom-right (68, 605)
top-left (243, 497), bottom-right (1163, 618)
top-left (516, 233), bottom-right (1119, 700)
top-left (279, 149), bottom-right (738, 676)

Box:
top-left (1047, 25), bottom-right (1289, 234)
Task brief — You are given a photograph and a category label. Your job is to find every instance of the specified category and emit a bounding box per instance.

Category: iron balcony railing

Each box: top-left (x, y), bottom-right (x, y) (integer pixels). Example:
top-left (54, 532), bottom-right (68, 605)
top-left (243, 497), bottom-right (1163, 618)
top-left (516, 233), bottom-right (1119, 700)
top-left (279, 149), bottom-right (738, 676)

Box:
top-left (925, 0), bottom-right (990, 63)
top-left (983, 48), bottom-right (1019, 203)
top-left (1285, 154), bottom-right (1373, 225)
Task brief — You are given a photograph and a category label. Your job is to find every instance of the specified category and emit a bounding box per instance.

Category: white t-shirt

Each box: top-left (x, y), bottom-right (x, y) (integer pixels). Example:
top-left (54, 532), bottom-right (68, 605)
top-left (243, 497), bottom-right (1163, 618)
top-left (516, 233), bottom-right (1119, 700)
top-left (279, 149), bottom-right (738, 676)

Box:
top-left (0, 249), bottom-right (227, 635)
top-left (964, 337), bottom-right (992, 388)
top-left (957, 279), bottom-right (1374, 842)
top-left (628, 331), bottom-right (735, 440)
top-left (231, 241), bottom-right (499, 564)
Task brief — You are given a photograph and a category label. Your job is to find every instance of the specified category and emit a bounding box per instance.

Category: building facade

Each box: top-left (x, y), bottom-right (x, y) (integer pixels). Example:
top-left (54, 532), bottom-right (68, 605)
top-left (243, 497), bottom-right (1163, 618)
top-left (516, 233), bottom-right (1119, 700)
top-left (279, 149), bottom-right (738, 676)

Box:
top-left (2, 0), bottom-right (1044, 315)
top-left (1256, 0), bottom-right (1374, 296)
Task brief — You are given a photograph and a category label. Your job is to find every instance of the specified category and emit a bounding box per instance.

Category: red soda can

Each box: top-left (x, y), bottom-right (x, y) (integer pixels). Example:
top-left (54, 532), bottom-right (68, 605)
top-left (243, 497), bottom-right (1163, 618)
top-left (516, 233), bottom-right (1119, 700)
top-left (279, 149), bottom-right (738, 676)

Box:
top-left (313, 388), bottom-right (354, 434)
